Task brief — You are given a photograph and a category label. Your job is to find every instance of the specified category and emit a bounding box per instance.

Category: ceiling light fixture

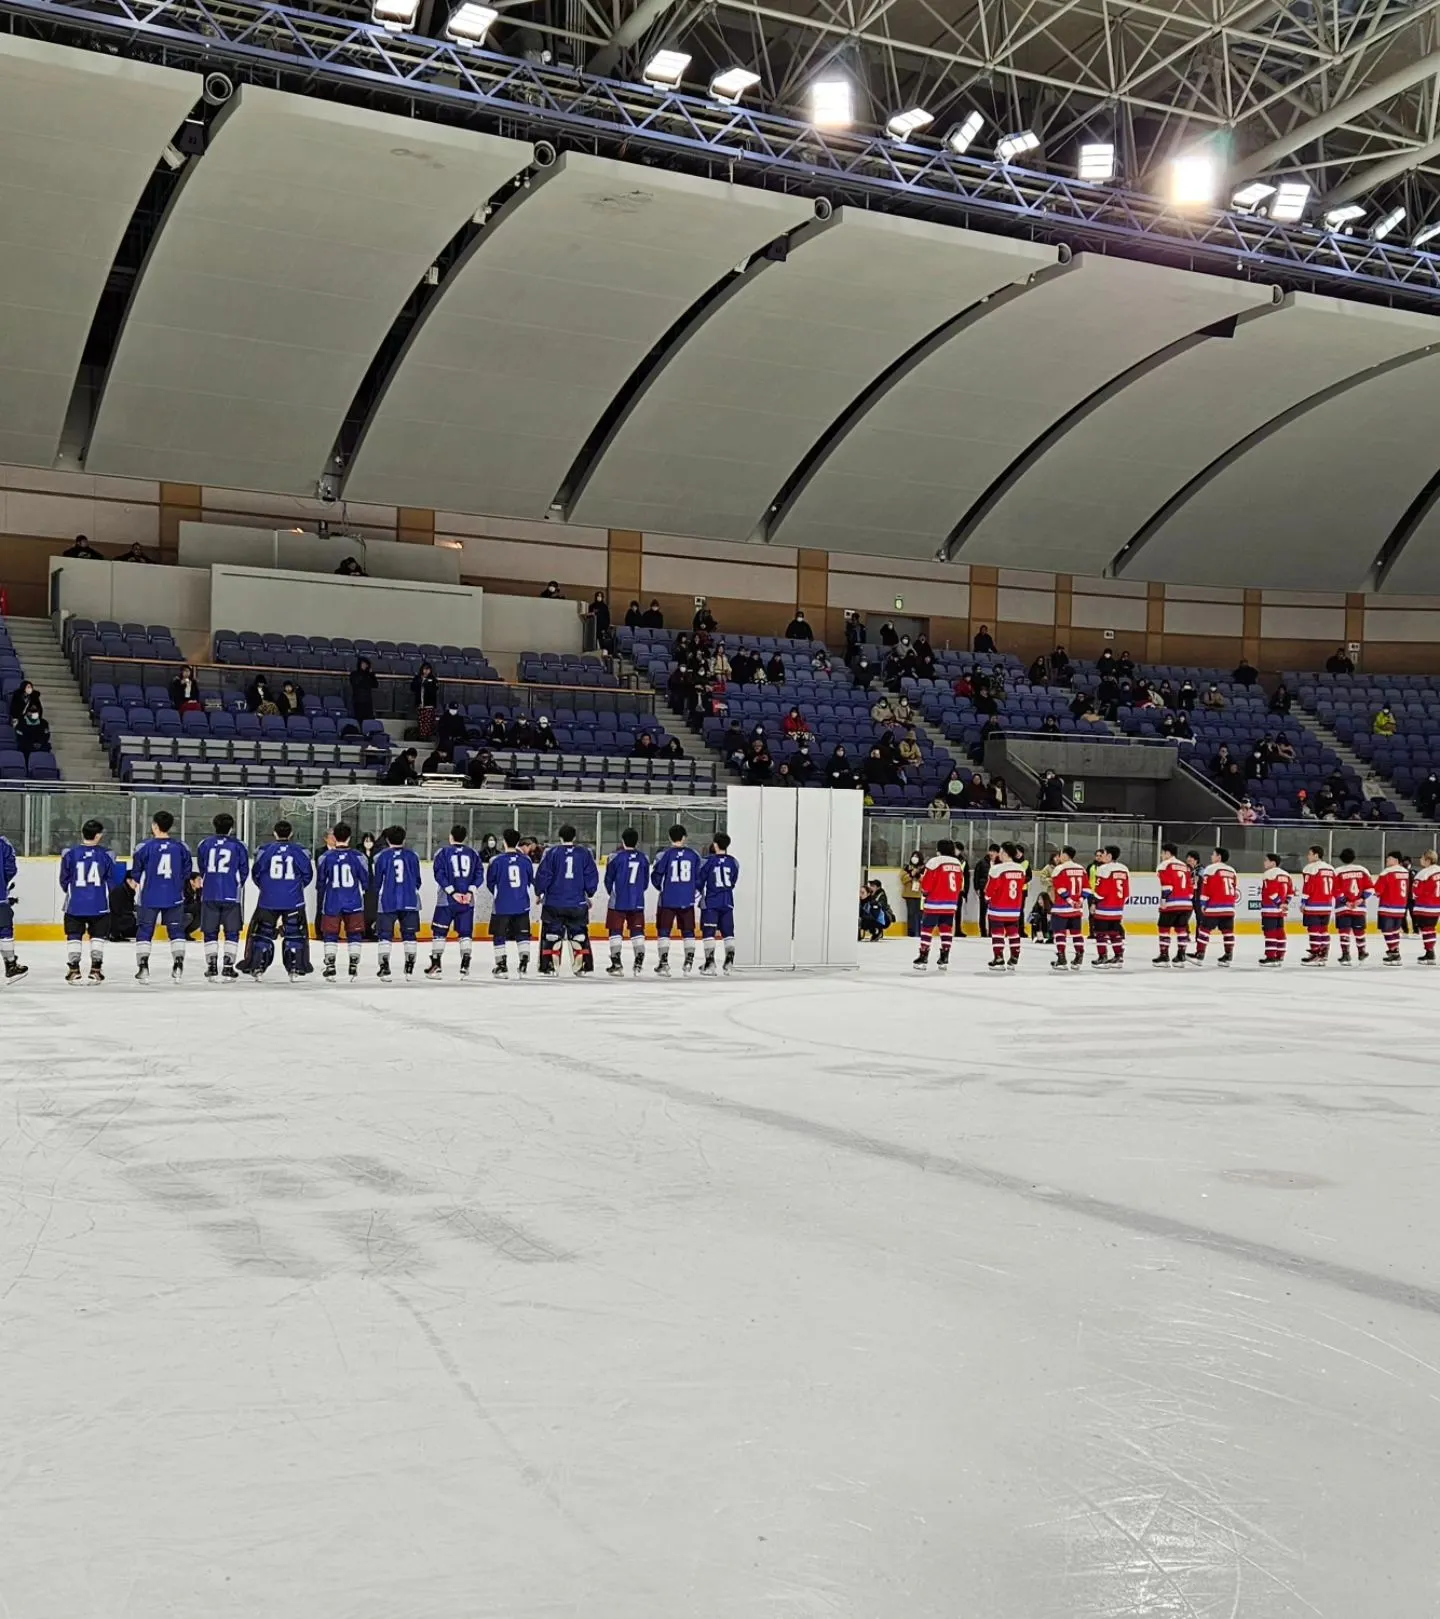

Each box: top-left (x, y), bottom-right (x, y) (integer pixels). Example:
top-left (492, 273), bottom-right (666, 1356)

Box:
top-left (810, 78), bottom-right (853, 128)
top-left (1269, 180), bottom-right (1310, 222)
top-left (886, 107), bottom-right (933, 141)
top-left (1169, 152), bottom-right (1218, 208)
top-left (641, 48), bottom-right (690, 88)
top-left (1230, 182), bottom-right (1275, 210)
top-left (995, 129), bottom-right (1040, 163)
top-left (1374, 206), bottom-right (1406, 240)
top-left (709, 66), bottom-right (760, 103)
top-left (445, 2), bottom-right (497, 43)
top-left (946, 111), bottom-right (984, 155)
top-left (1077, 142), bottom-right (1115, 182)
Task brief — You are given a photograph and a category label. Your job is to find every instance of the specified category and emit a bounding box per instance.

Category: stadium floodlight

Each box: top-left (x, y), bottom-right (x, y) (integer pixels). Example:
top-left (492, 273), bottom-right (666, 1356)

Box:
top-left (995, 129), bottom-right (1040, 163)
top-left (1374, 206), bottom-right (1406, 240)
top-left (371, 0), bottom-right (418, 29)
top-left (886, 107), bottom-right (934, 141)
top-left (1230, 181), bottom-right (1275, 210)
top-left (946, 111), bottom-right (984, 155)
top-left (1169, 151), bottom-right (1218, 207)
top-left (1078, 142), bottom-right (1115, 182)
top-left (1414, 221), bottom-right (1440, 247)
top-left (641, 49), bottom-right (690, 88)
top-left (810, 78), bottom-right (853, 127)
top-left (1323, 203), bottom-right (1365, 229)
top-left (1270, 181), bottom-right (1311, 222)
top-left (444, 2), bottom-right (497, 43)
top-left (709, 66), bottom-right (760, 103)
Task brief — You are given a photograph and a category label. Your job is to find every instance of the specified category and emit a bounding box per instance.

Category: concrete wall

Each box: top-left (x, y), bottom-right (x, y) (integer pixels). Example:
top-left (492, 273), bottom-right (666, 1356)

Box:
top-left (209, 566), bottom-right (483, 645)
top-left (48, 556), bottom-right (211, 633)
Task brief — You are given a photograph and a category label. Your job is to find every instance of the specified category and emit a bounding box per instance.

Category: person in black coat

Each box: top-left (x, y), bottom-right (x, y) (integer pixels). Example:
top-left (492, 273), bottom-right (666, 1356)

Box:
top-left (411, 662), bottom-right (439, 740)
top-left (381, 748), bottom-right (420, 786)
top-left (437, 702), bottom-right (468, 750)
top-left (640, 600), bottom-right (664, 628)
top-left (8, 681), bottom-right (40, 724)
top-left (349, 658), bottom-right (379, 723)
top-left (825, 745), bottom-right (858, 790)
top-left (972, 625), bottom-right (996, 654)
top-left (784, 611), bottom-right (814, 641)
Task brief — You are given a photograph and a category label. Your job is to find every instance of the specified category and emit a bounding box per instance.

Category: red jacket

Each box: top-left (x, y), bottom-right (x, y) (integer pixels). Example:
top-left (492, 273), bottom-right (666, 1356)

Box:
top-left (919, 855), bottom-right (965, 915)
top-left (1375, 866), bottom-right (1410, 917)
top-left (1091, 861), bottom-right (1130, 921)
top-left (1333, 862), bottom-right (1373, 915)
top-left (1260, 869), bottom-right (1295, 918)
top-left (1301, 860), bottom-right (1337, 911)
top-left (1157, 857), bottom-right (1193, 907)
top-left (1413, 865), bottom-right (1440, 913)
top-left (984, 860), bottom-right (1028, 921)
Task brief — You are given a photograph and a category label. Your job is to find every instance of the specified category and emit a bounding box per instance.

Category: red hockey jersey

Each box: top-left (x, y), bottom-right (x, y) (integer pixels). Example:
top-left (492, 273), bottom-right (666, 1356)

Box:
top-left (1049, 859), bottom-right (1088, 917)
top-left (1091, 861), bottom-right (1131, 920)
top-left (1157, 856), bottom-right (1194, 908)
top-left (1301, 860), bottom-right (1337, 911)
top-left (1200, 862), bottom-right (1239, 913)
top-left (1260, 869), bottom-right (1296, 918)
top-left (919, 855), bottom-right (965, 915)
top-left (1374, 865), bottom-right (1411, 918)
top-left (1412, 864), bottom-right (1440, 913)
top-left (984, 860), bottom-right (1029, 921)
top-left (1333, 862), bottom-right (1373, 915)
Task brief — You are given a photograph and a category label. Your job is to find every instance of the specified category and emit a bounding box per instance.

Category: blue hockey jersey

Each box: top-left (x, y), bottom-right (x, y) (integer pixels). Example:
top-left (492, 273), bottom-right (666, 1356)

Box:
top-left (375, 845), bottom-right (422, 913)
top-left (698, 853), bottom-right (741, 910)
top-left (197, 834), bottom-right (250, 905)
top-left (252, 840), bottom-right (313, 911)
top-left (317, 848), bottom-right (370, 915)
top-left (652, 845), bottom-right (700, 907)
top-left (131, 836), bottom-right (193, 909)
top-left (434, 844), bottom-right (481, 897)
top-left (486, 851), bottom-right (535, 916)
top-left (59, 844), bottom-right (118, 916)
top-left (604, 848), bottom-right (651, 911)
top-left (535, 842), bottom-right (599, 909)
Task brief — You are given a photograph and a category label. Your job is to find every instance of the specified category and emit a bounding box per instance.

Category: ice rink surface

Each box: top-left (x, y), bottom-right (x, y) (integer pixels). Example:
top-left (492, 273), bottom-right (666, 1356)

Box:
top-left (4, 936), bottom-right (1440, 1617)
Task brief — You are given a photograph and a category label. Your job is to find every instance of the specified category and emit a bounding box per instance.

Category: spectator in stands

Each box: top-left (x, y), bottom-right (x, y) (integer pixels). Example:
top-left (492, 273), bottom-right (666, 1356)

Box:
top-left (1028, 655), bottom-right (1049, 686)
top-left (487, 711), bottom-right (510, 745)
top-left (1095, 671), bottom-right (1120, 718)
top-left (1117, 650), bottom-right (1135, 680)
top-left (706, 642), bottom-right (731, 682)
top-left (245, 674), bottom-right (276, 714)
top-left (1177, 678), bottom-right (1197, 711)
top-left (632, 730), bottom-right (658, 760)
top-left (464, 750), bottom-right (490, 789)
top-left (437, 702), bottom-right (468, 752)
top-left (588, 591), bottom-right (611, 646)
top-left (745, 740), bottom-right (773, 784)
top-left (1170, 710), bottom-right (1193, 739)
top-left (624, 600), bottom-right (643, 630)
top-left (1237, 797), bottom-right (1261, 825)
top-left (942, 766), bottom-right (967, 806)
top-left (662, 736), bottom-right (684, 759)
top-left (512, 713), bottom-right (536, 746)
top-left (1050, 646), bottom-right (1072, 683)
top-left (411, 661), bottom-right (439, 740)
top-left (1157, 678), bottom-right (1175, 706)
top-left (534, 716), bottom-right (558, 751)
top-left (119, 542), bottom-right (157, 564)
top-left (1374, 704), bottom-right (1398, 737)
top-left (973, 684), bottom-right (999, 719)
top-left (876, 727), bottom-right (900, 765)
top-left (1272, 734), bottom-right (1295, 762)
top-left (344, 657), bottom-right (378, 725)
top-left (1037, 770), bottom-right (1065, 812)
top-left (12, 695), bottom-right (48, 757)
top-left (1314, 783), bottom-right (1338, 819)
top-left (879, 621), bottom-right (900, 648)
top-left (892, 694), bottom-right (915, 728)
top-left (1233, 656), bottom-right (1259, 687)
top-left (988, 775), bottom-right (1011, 810)
top-left (774, 761), bottom-right (797, 786)
top-left (863, 746), bottom-right (897, 791)
top-left (61, 534), bottom-right (102, 559)
top-left (812, 649), bottom-right (832, 676)
top-left (972, 625), bottom-right (996, 654)
top-left (1269, 682), bottom-right (1293, 716)
top-left (1245, 741), bottom-right (1268, 779)
top-left (729, 647), bottom-right (757, 686)
top-left (168, 665), bottom-right (202, 713)
top-left (8, 681), bottom-right (40, 724)
top-left (421, 747), bottom-right (455, 778)
top-left (927, 796), bottom-right (950, 821)
top-left (1041, 715), bottom-right (1060, 734)
top-left (1418, 772), bottom-right (1440, 818)
top-left (540, 581), bottom-right (562, 599)
top-left (1068, 689), bottom-right (1091, 721)
top-left (275, 680), bottom-right (304, 718)
top-left (335, 556), bottom-right (365, 577)
top-left (765, 651), bottom-right (786, 684)
top-left (1201, 683), bottom-right (1227, 711)
top-left (783, 707), bottom-right (811, 745)
top-left (912, 637), bottom-right (937, 679)
top-left (641, 600), bottom-right (664, 628)
top-left (871, 694), bottom-right (900, 729)
top-left (1326, 645), bottom-right (1355, 674)
top-left (843, 613), bottom-right (866, 662)
top-left (785, 610), bottom-right (813, 641)
top-left (899, 728), bottom-right (922, 771)
top-left (826, 744), bottom-right (858, 790)
top-left (1096, 648), bottom-right (1116, 681)
top-left (692, 600), bottom-right (717, 634)
top-left (382, 748), bottom-right (420, 786)
top-left (791, 742), bottom-right (818, 783)
top-left (882, 646), bottom-right (907, 691)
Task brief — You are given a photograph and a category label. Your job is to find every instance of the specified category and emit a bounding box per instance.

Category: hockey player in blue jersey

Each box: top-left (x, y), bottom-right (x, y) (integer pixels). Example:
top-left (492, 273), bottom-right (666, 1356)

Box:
top-left (374, 824), bottom-right (423, 980)
top-left (59, 818), bottom-right (117, 983)
top-left (0, 828), bottom-right (23, 984)
top-left (196, 811), bottom-right (249, 981)
top-left (128, 810), bottom-right (194, 982)
top-left (603, 827), bottom-right (650, 976)
top-left (651, 823), bottom-right (700, 975)
top-left (427, 824), bottom-right (480, 979)
top-left (697, 832), bottom-right (740, 976)
top-left (535, 822), bottom-right (599, 975)
top-left (316, 822), bottom-right (369, 982)
top-left (245, 819), bottom-right (314, 980)
top-left (485, 828), bottom-right (535, 977)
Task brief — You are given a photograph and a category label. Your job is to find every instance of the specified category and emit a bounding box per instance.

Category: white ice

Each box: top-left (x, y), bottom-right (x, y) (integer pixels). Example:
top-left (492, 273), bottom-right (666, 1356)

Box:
top-left (4, 936), bottom-right (1440, 1618)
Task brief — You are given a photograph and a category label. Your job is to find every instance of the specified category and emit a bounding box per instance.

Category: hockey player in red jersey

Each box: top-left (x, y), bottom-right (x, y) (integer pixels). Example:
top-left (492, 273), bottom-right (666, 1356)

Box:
top-left (1300, 844), bottom-right (1337, 964)
top-left (914, 839), bottom-right (965, 973)
top-left (1154, 841), bottom-right (1194, 967)
top-left (1332, 847), bottom-right (1374, 965)
top-left (1258, 852), bottom-right (1296, 966)
top-left (1048, 846), bottom-right (1089, 972)
top-left (1191, 846), bottom-right (1238, 967)
top-left (1090, 844), bottom-right (1131, 969)
top-left (1412, 849), bottom-right (1440, 964)
top-left (1373, 851), bottom-right (1410, 966)
top-left (985, 842), bottom-right (1029, 972)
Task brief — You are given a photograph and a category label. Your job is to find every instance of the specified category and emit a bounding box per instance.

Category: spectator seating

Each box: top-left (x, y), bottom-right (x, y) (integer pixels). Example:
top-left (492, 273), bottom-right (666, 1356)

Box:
top-left (518, 652), bottom-right (621, 688)
top-left (211, 631), bottom-right (500, 682)
top-left (916, 651), bottom-right (1112, 760)
top-left (451, 748), bottom-right (719, 796)
top-left (1296, 672), bottom-right (1440, 811)
top-left (115, 734), bottom-right (376, 790)
top-left (64, 617), bottom-right (183, 677)
top-left (0, 611), bottom-right (62, 781)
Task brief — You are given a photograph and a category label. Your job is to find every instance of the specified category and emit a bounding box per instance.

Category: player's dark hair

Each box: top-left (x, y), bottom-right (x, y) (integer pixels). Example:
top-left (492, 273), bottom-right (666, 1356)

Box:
top-left (1387, 849), bottom-right (1403, 862)
top-left (1187, 850), bottom-right (1201, 862)
top-left (1062, 845), bottom-right (1076, 859)
top-left (1308, 844), bottom-right (1324, 860)
top-left (559, 823), bottom-right (577, 842)
top-left (450, 823), bottom-right (467, 842)
top-left (936, 838), bottom-right (955, 856)
top-left (1000, 840), bottom-right (1020, 859)
top-left (82, 819), bottom-right (104, 841)
top-left (387, 826), bottom-right (406, 846)
top-left (713, 832), bottom-right (730, 851)
top-left (333, 822), bottom-right (352, 844)
top-left (152, 810), bottom-right (174, 833)
top-left (1264, 850), bottom-right (1279, 865)
top-left (987, 842), bottom-right (1000, 854)
top-left (1105, 844), bottom-right (1121, 861)
top-left (1214, 846), bottom-right (1229, 862)
top-left (621, 828), bottom-right (639, 848)
top-left (669, 823), bottom-right (687, 842)
top-left (503, 828), bottom-right (521, 848)
top-left (1340, 847), bottom-right (1356, 863)
top-left (272, 820), bottom-right (292, 839)
top-left (1161, 842), bottom-right (1177, 857)
top-left (213, 813), bottom-right (235, 835)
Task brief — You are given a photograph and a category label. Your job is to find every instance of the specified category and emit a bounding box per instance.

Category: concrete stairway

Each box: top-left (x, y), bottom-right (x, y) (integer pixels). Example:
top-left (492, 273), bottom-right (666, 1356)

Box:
top-left (5, 616), bottom-right (111, 782)
top-left (1293, 700), bottom-right (1411, 816)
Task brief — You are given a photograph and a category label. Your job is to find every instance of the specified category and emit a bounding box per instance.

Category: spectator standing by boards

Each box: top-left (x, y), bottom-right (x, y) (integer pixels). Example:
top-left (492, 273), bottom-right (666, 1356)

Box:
top-left (350, 657), bottom-right (379, 724)
top-left (411, 660), bottom-right (439, 740)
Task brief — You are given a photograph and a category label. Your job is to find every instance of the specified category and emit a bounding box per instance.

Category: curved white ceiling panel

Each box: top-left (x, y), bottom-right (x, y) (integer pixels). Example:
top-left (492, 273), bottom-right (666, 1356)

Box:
top-left (0, 38), bottom-right (198, 469)
top-left (956, 289), bottom-right (1440, 576)
top-left (344, 154), bottom-right (813, 518)
top-left (1121, 349), bottom-right (1440, 590)
top-left (567, 211), bottom-right (1052, 541)
top-left (87, 88), bottom-right (530, 493)
top-left (772, 253), bottom-right (1266, 561)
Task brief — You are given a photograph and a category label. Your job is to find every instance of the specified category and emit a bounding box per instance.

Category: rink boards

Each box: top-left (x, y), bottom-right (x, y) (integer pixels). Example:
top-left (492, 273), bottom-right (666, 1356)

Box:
top-left (13, 858), bottom-right (1336, 938)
